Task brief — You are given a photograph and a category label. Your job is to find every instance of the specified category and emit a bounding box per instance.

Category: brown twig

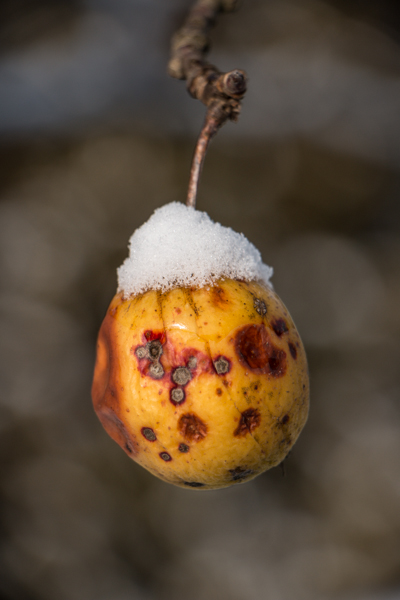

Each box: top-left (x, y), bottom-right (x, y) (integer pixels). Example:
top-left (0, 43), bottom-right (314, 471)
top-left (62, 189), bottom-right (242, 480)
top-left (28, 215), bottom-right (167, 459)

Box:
top-left (169, 0), bottom-right (247, 209)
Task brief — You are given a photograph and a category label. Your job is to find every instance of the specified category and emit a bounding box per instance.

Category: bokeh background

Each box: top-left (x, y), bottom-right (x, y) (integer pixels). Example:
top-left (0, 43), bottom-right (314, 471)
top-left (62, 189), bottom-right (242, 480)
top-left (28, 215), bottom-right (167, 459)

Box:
top-left (1, 1), bottom-right (400, 599)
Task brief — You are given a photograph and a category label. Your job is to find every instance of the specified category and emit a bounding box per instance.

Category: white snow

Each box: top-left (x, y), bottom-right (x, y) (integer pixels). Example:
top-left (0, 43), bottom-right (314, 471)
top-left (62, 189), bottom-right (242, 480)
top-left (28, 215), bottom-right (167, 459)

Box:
top-left (117, 202), bottom-right (273, 297)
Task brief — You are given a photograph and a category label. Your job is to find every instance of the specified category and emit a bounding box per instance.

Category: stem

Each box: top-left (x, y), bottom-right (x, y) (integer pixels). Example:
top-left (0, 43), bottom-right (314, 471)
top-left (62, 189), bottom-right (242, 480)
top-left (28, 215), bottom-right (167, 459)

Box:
top-left (169, 0), bottom-right (247, 209)
top-left (187, 108), bottom-right (219, 208)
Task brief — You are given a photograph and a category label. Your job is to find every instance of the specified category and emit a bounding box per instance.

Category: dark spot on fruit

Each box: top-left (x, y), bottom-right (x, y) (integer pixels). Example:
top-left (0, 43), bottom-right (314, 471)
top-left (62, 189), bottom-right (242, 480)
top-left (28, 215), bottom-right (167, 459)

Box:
top-left (235, 324), bottom-right (287, 377)
top-left (211, 286), bottom-right (228, 307)
top-left (288, 342), bottom-right (297, 359)
top-left (159, 452), bottom-right (172, 461)
top-left (97, 407), bottom-right (139, 456)
top-left (135, 346), bottom-right (147, 359)
top-left (187, 356), bottom-right (197, 369)
top-left (280, 414), bottom-right (290, 425)
top-left (178, 413), bottom-right (208, 443)
top-left (148, 339), bottom-right (163, 360)
top-left (213, 356), bottom-right (231, 375)
top-left (149, 362), bottom-right (164, 379)
top-left (254, 385), bottom-right (258, 391)
top-left (175, 308), bottom-right (181, 314)
top-left (271, 318), bottom-right (289, 337)
top-left (141, 427), bottom-right (157, 441)
top-left (216, 388), bottom-right (223, 396)
top-left (183, 481), bottom-right (205, 487)
top-left (144, 330), bottom-right (152, 341)
top-left (254, 297), bottom-right (267, 316)
top-left (234, 407), bottom-right (261, 437)
top-left (170, 387), bottom-right (185, 405)
top-left (229, 466), bottom-right (254, 481)
top-left (172, 366), bottom-right (192, 386)
top-left (178, 443), bottom-right (189, 453)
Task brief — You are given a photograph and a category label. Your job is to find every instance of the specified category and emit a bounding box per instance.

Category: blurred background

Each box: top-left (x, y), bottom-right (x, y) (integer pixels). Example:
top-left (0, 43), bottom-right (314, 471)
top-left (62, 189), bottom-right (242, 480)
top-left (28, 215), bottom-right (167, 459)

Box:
top-left (1, 0), bottom-right (400, 599)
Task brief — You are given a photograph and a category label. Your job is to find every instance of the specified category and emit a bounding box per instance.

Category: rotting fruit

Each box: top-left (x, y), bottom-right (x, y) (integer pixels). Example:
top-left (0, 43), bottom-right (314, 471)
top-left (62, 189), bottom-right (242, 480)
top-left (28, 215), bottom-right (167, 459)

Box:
top-left (92, 278), bottom-right (309, 490)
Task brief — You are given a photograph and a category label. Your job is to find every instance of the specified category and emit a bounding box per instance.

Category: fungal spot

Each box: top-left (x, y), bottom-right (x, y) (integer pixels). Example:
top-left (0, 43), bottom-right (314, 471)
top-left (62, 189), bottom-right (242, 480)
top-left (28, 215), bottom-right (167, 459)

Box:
top-left (216, 388), bottom-right (223, 396)
top-left (144, 330), bottom-right (152, 341)
top-left (178, 443), bottom-right (189, 453)
top-left (254, 297), bottom-right (267, 316)
top-left (175, 308), bottom-right (181, 314)
top-left (172, 367), bottom-right (192, 386)
top-left (234, 407), bottom-right (261, 437)
top-left (213, 356), bottom-right (230, 375)
top-left (235, 324), bottom-right (287, 377)
top-left (288, 342), bottom-right (297, 359)
top-left (187, 356), bottom-right (197, 369)
top-left (178, 413), bottom-right (208, 443)
top-left (159, 452), bottom-right (172, 462)
top-left (148, 339), bottom-right (163, 360)
top-left (141, 427), bottom-right (157, 441)
top-left (149, 362), bottom-right (164, 379)
top-left (183, 481), bottom-right (205, 488)
top-left (271, 318), bottom-right (289, 337)
top-left (135, 346), bottom-right (147, 359)
top-left (171, 387), bottom-right (185, 405)
top-left (229, 466), bottom-right (254, 481)
top-left (281, 414), bottom-right (290, 425)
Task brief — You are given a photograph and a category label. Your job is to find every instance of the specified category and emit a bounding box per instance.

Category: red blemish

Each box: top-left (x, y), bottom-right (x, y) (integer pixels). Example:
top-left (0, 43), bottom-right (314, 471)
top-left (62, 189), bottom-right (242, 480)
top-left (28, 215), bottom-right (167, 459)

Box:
top-left (271, 318), bottom-right (289, 337)
top-left (109, 306), bottom-right (117, 317)
top-left (235, 324), bottom-right (287, 377)
top-left (234, 408), bottom-right (261, 437)
top-left (175, 307), bottom-right (182, 314)
top-left (178, 413), bottom-right (208, 443)
top-left (143, 330), bottom-right (166, 343)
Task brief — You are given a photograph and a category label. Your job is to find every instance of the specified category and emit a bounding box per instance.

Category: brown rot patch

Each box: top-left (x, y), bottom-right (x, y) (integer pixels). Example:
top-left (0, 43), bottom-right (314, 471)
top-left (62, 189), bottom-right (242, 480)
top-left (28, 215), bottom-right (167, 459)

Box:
top-left (229, 466), bottom-right (254, 481)
top-left (288, 342), bottom-right (297, 359)
top-left (178, 413), bottom-right (208, 443)
top-left (213, 356), bottom-right (231, 375)
top-left (271, 318), bottom-right (289, 337)
top-left (141, 427), bottom-right (157, 441)
top-left (211, 286), bottom-right (229, 307)
top-left (159, 452), bottom-right (172, 462)
top-left (172, 366), bottom-right (192, 386)
top-left (234, 407), bottom-right (261, 437)
top-left (235, 324), bottom-right (287, 377)
top-left (183, 481), bottom-right (205, 488)
top-left (170, 387), bottom-right (185, 405)
top-left (178, 443), bottom-right (189, 453)
top-left (216, 388), bottom-right (223, 396)
top-left (254, 297), bottom-right (267, 316)
top-left (97, 407), bottom-right (139, 456)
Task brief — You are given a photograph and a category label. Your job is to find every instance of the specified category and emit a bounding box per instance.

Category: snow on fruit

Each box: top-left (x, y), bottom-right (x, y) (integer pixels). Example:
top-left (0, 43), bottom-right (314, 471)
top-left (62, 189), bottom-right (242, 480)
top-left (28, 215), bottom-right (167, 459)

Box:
top-left (92, 203), bottom-right (309, 490)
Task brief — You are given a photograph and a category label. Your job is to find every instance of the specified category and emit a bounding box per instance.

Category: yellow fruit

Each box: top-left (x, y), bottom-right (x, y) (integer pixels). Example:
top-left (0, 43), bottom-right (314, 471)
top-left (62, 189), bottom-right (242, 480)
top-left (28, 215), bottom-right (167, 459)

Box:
top-left (92, 279), bottom-right (309, 489)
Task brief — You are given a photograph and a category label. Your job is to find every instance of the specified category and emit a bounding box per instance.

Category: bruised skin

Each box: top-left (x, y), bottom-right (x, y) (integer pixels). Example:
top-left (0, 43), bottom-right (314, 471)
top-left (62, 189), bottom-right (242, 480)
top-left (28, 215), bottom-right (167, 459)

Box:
top-left (92, 279), bottom-right (309, 490)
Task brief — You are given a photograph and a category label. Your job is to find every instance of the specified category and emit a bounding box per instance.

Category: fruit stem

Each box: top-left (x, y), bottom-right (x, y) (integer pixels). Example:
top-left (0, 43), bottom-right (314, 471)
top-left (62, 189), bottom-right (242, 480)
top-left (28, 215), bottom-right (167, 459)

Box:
top-left (168, 0), bottom-right (247, 209)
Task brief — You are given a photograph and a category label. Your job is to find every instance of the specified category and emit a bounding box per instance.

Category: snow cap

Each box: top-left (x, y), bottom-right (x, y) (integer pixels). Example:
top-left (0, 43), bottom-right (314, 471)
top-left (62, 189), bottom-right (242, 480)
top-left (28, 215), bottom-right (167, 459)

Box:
top-left (117, 202), bottom-right (273, 296)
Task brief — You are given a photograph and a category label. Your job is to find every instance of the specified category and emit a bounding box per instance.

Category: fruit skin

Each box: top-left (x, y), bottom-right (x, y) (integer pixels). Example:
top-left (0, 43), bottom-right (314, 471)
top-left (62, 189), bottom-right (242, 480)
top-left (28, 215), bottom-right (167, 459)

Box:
top-left (92, 279), bottom-right (309, 490)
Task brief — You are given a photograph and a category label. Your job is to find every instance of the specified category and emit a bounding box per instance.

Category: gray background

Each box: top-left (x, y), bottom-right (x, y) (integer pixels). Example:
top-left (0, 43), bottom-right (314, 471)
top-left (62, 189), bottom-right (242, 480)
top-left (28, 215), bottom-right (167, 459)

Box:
top-left (1, 1), bottom-right (400, 599)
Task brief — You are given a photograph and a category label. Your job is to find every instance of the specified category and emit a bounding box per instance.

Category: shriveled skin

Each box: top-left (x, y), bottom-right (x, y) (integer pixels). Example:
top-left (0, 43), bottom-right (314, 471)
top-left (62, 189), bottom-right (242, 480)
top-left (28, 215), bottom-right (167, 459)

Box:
top-left (92, 279), bottom-right (309, 490)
